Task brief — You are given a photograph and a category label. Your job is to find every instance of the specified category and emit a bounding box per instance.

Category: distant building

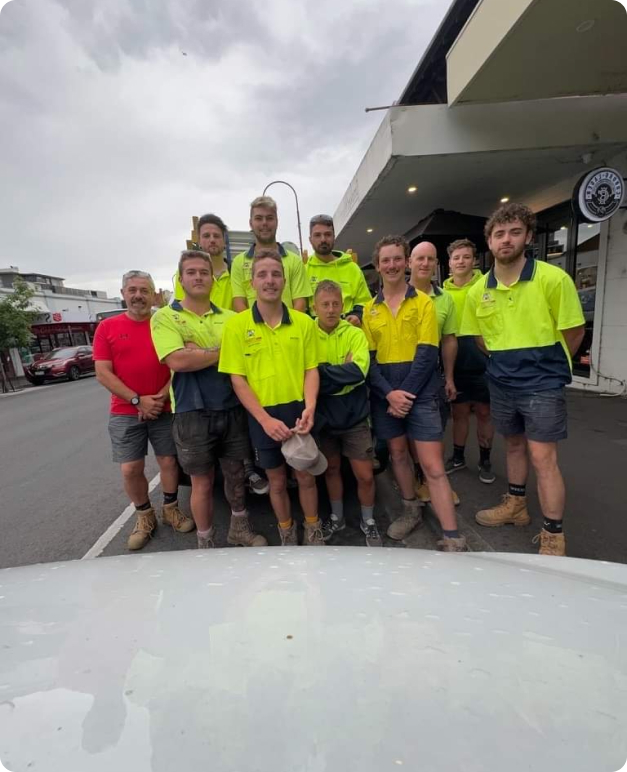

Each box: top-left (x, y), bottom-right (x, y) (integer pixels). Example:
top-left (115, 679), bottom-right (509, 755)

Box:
top-left (0, 266), bottom-right (122, 379)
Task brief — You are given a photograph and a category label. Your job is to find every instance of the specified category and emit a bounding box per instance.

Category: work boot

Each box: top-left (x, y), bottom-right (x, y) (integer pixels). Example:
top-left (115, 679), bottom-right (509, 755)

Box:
top-left (278, 522), bottom-right (298, 546)
top-left (127, 508), bottom-right (157, 551)
top-left (197, 526), bottom-right (216, 549)
top-left (415, 480), bottom-right (460, 506)
top-left (436, 535), bottom-right (469, 552)
top-left (227, 515), bottom-right (268, 547)
top-left (387, 499), bottom-right (423, 540)
top-left (162, 502), bottom-right (195, 533)
top-left (475, 494), bottom-right (530, 527)
top-left (533, 529), bottom-right (566, 556)
top-left (303, 519), bottom-right (325, 546)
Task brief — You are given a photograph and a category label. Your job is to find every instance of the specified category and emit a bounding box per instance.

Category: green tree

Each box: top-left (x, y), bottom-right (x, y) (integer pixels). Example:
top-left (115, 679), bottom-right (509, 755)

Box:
top-left (0, 278), bottom-right (37, 392)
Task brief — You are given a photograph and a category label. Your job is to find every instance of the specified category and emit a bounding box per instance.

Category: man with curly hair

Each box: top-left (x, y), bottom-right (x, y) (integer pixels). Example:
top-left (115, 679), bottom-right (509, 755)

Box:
top-left (461, 203), bottom-right (585, 556)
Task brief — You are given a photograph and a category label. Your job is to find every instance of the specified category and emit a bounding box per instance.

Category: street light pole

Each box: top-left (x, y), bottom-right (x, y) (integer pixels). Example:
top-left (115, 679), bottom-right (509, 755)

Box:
top-left (262, 180), bottom-right (305, 259)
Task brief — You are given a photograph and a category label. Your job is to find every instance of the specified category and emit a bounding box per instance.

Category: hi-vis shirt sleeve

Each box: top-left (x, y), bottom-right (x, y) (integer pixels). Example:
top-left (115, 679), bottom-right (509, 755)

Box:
top-left (460, 285), bottom-right (482, 337)
top-left (150, 308), bottom-right (185, 363)
top-left (303, 316), bottom-right (318, 370)
top-left (218, 315), bottom-right (247, 376)
top-left (230, 255), bottom-right (246, 300)
top-left (352, 267), bottom-right (373, 310)
top-left (289, 257), bottom-right (313, 300)
top-left (548, 272), bottom-right (585, 331)
top-left (361, 303), bottom-right (377, 352)
top-left (441, 293), bottom-right (457, 336)
top-left (348, 324), bottom-right (370, 378)
top-left (418, 296), bottom-right (439, 347)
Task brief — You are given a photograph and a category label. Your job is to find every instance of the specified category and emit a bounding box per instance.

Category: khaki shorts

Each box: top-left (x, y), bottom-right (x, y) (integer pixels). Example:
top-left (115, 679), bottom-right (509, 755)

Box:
top-left (317, 420), bottom-right (374, 461)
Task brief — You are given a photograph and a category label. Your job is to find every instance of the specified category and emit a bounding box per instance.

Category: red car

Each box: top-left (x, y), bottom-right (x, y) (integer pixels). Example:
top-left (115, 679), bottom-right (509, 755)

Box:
top-left (25, 346), bottom-right (95, 385)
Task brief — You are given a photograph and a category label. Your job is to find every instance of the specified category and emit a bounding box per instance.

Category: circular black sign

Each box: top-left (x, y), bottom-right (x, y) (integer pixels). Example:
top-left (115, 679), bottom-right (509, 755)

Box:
top-left (573, 167), bottom-right (625, 223)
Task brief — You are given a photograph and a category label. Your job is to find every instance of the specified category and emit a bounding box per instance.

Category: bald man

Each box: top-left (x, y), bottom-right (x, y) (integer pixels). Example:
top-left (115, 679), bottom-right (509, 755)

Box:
top-left (408, 241), bottom-right (460, 505)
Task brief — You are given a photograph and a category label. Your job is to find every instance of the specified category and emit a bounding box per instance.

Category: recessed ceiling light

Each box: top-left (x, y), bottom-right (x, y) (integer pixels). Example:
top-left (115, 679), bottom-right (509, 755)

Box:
top-left (367, 228), bottom-right (373, 233)
top-left (587, 224), bottom-right (594, 228)
top-left (560, 226), bottom-right (567, 231)
top-left (576, 19), bottom-right (595, 33)
top-left (407, 186), bottom-right (417, 194)
top-left (500, 197), bottom-right (510, 203)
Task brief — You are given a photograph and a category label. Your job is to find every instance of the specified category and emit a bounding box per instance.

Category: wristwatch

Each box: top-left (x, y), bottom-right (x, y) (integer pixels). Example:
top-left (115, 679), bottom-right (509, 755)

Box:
top-left (130, 395), bottom-right (140, 407)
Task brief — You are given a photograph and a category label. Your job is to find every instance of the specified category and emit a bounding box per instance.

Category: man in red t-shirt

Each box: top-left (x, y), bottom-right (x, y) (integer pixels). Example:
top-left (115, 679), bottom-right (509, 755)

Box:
top-left (93, 270), bottom-right (194, 550)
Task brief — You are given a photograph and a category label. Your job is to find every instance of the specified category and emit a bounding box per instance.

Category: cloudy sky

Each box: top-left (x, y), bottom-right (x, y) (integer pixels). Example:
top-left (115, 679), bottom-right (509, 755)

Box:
top-left (0, 0), bottom-right (447, 298)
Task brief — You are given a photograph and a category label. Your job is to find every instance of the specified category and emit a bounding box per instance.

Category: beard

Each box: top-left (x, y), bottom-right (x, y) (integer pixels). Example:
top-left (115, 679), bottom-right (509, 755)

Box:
top-left (255, 232), bottom-right (276, 246)
top-left (494, 244), bottom-right (526, 265)
top-left (315, 243), bottom-right (333, 256)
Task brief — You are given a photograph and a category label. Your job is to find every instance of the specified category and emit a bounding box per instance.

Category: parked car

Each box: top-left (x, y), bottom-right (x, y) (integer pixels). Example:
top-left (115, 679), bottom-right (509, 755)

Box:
top-left (25, 346), bottom-right (95, 385)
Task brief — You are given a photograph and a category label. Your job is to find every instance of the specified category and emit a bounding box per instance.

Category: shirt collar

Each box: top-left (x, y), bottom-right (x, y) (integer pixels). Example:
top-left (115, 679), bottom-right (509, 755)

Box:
top-left (245, 243), bottom-right (288, 258)
top-left (374, 282), bottom-right (417, 305)
top-left (251, 301), bottom-right (291, 325)
top-left (486, 258), bottom-right (536, 289)
top-left (171, 300), bottom-right (221, 314)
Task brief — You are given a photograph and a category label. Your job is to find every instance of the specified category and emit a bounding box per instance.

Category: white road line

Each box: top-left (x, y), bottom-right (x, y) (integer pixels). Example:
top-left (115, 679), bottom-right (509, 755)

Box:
top-left (82, 472), bottom-right (161, 560)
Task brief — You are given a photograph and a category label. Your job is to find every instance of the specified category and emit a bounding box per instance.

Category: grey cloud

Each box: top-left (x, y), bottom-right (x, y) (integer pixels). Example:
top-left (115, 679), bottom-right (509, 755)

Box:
top-left (0, 0), bottom-right (446, 297)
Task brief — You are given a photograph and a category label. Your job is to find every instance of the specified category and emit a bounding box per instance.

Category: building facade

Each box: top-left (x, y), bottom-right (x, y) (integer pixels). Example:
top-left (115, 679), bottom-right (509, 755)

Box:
top-left (0, 266), bottom-right (122, 378)
top-left (334, 0), bottom-right (627, 394)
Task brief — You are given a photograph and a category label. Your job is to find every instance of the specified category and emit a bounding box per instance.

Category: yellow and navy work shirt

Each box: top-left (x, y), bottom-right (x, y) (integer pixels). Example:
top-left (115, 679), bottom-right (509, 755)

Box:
top-left (362, 284), bottom-right (440, 401)
top-left (218, 303), bottom-right (318, 448)
top-left (150, 300), bottom-right (238, 413)
top-left (315, 319), bottom-right (370, 431)
top-left (443, 270), bottom-right (487, 376)
top-left (306, 251), bottom-right (372, 320)
top-left (461, 258), bottom-right (585, 391)
top-left (172, 268), bottom-right (233, 310)
top-left (230, 243), bottom-right (312, 308)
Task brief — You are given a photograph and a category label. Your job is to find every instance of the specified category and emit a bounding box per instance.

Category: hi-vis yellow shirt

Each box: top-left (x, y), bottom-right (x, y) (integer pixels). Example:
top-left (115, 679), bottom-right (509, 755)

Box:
top-left (230, 243), bottom-right (312, 308)
top-left (219, 303), bottom-right (317, 409)
top-left (461, 258), bottom-right (585, 391)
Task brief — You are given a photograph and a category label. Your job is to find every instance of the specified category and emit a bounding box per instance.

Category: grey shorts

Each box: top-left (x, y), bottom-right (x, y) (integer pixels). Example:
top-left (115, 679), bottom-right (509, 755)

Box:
top-left (317, 420), bottom-right (374, 461)
top-left (108, 412), bottom-right (176, 464)
top-left (173, 407), bottom-right (251, 476)
top-left (489, 381), bottom-right (567, 442)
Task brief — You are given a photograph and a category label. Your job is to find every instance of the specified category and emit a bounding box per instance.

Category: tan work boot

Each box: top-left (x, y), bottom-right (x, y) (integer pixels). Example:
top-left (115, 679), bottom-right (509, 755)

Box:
top-left (127, 508), bottom-right (157, 551)
top-left (437, 535), bottom-right (469, 552)
top-left (533, 529), bottom-right (566, 556)
top-left (227, 515), bottom-right (268, 547)
top-left (303, 519), bottom-right (325, 546)
top-left (415, 480), bottom-right (460, 506)
top-left (197, 526), bottom-right (216, 549)
top-left (475, 494), bottom-right (530, 527)
top-left (387, 499), bottom-right (423, 540)
top-left (162, 502), bottom-right (195, 533)
top-left (278, 522), bottom-right (298, 546)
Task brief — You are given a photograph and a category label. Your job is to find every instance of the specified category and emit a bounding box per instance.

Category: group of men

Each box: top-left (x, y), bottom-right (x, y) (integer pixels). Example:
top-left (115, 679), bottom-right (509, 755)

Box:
top-left (93, 196), bottom-right (585, 557)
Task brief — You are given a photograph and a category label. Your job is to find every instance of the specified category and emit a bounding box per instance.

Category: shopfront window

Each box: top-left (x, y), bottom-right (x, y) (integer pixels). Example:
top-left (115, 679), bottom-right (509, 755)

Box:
top-left (534, 202), bottom-right (599, 378)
